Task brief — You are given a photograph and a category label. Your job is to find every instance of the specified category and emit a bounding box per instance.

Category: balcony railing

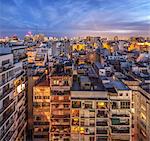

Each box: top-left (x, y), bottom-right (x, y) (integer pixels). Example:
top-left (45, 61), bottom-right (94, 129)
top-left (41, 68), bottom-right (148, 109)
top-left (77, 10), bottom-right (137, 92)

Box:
top-left (0, 64), bottom-right (13, 73)
top-left (51, 114), bottom-right (70, 118)
top-left (51, 127), bottom-right (70, 134)
top-left (111, 127), bottom-right (130, 134)
top-left (51, 104), bottom-right (70, 109)
top-left (18, 92), bottom-right (25, 102)
top-left (96, 121), bottom-right (108, 126)
top-left (111, 118), bottom-right (129, 125)
top-left (111, 113), bottom-right (130, 117)
top-left (96, 130), bottom-right (108, 134)
top-left (80, 114), bottom-right (95, 118)
top-left (51, 121), bottom-right (70, 126)
top-left (0, 87), bottom-right (14, 100)
top-left (3, 131), bottom-right (15, 141)
top-left (80, 123), bottom-right (95, 127)
top-left (0, 99), bottom-right (14, 114)
top-left (0, 76), bottom-right (15, 87)
top-left (0, 107), bottom-right (15, 126)
top-left (0, 119), bottom-right (14, 140)
top-left (51, 98), bottom-right (70, 102)
top-left (51, 91), bottom-right (70, 96)
top-left (97, 113), bottom-right (108, 118)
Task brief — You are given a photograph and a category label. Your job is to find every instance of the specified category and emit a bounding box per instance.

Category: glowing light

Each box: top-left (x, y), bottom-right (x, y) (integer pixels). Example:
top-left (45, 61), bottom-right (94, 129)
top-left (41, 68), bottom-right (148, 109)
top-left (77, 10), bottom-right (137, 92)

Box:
top-left (80, 127), bottom-right (84, 134)
top-left (98, 102), bottom-right (105, 107)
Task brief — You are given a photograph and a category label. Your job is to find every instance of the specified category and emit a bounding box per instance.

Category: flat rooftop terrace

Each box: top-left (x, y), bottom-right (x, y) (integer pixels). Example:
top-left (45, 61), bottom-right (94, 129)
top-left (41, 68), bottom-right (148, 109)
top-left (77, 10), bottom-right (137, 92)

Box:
top-left (71, 75), bottom-right (106, 91)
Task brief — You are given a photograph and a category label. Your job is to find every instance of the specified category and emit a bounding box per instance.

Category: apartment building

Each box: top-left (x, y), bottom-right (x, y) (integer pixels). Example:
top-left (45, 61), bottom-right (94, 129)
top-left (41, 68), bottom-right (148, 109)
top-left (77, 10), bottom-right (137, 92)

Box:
top-left (27, 44), bottom-right (49, 140)
top-left (0, 49), bottom-right (27, 141)
top-left (107, 81), bottom-right (132, 141)
top-left (49, 62), bottom-right (73, 141)
top-left (33, 80), bottom-right (50, 141)
top-left (120, 74), bottom-right (150, 141)
top-left (71, 75), bottom-right (108, 141)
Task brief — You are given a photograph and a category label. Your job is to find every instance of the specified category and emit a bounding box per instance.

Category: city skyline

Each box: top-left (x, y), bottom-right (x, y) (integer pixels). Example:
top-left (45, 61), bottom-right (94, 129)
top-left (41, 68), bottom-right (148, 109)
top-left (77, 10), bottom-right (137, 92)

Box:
top-left (0, 0), bottom-right (150, 37)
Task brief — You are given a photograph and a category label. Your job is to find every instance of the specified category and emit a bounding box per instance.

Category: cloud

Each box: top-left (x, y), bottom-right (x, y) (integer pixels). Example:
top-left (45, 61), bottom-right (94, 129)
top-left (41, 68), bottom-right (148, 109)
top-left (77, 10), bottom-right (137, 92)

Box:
top-left (0, 0), bottom-right (150, 36)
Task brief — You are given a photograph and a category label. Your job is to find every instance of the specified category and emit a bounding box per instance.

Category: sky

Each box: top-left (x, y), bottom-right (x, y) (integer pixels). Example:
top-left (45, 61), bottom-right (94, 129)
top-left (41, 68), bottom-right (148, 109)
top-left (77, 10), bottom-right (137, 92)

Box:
top-left (0, 0), bottom-right (150, 37)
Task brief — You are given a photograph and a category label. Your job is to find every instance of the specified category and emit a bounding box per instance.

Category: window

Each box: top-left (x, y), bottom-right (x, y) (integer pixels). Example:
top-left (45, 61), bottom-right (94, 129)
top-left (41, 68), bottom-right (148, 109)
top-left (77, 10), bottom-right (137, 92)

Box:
top-left (112, 102), bottom-right (118, 109)
top-left (33, 102), bottom-right (42, 107)
top-left (120, 101), bottom-right (130, 109)
top-left (3, 84), bottom-right (9, 93)
top-left (2, 59), bottom-right (9, 65)
top-left (84, 101), bottom-right (93, 109)
top-left (97, 102), bottom-right (107, 109)
top-left (43, 96), bottom-right (50, 99)
top-left (72, 101), bottom-right (81, 108)
top-left (42, 103), bottom-right (50, 107)
top-left (119, 93), bottom-right (123, 96)
top-left (64, 80), bottom-right (69, 86)
top-left (35, 96), bottom-right (42, 99)
top-left (53, 80), bottom-right (59, 85)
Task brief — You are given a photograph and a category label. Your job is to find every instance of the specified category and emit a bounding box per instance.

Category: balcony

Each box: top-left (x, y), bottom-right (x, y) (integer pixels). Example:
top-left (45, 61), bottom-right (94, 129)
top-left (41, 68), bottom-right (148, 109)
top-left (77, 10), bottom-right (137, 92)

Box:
top-left (97, 111), bottom-right (108, 118)
top-left (80, 114), bottom-right (95, 118)
top-left (72, 118), bottom-right (79, 126)
top-left (111, 113), bottom-right (130, 118)
top-left (0, 107), bottom-right (15, 126)
top-left (0, 63), bottom-right (13, 73)
top-left (0, 76), bottom-right (15, 87)
top-left (111, 118), bottom-right (129, 125)
top-left (0, 119), bottom-right (14, 140)
top-left (51, 85), bottom-right (71, 91)
top-left (51, 121), bottom-right (70, 126)
top-left (72, 101), bottom-right (81, 108)
top-left (3, 131), bottom-right (15, 141)
top-left (18, 92), bottom-right (25, 102)
top-left (51, 114), bottom-right (70, 118)
top-left (111, 127), bottom-right (130, 134)
top-left (80, 122), bottom-right (95, 127)
top-left (51, 126), bottom-right (70, 134)
top-left (52, 104), bottom-right (70, 109)
top-left (0, 87), bottom-right (14, 100)
top-left (96, 121), bottom-right (108, 126)
top-left (79, 127), bottom-right (95, 135)
top-left (96, 136), bottom-right (108, 141)
top-left (0, 99), bottom-right (14, 114)
top-left (51, 99), bottom-right (70, 102)
top-left (71, 110), bottom-right (79, 117)
top-left (96, 102), bottom-right (108, 109)
top-left (51, 91), bottom-right (70, 96)
top-left (96, 129), bottom-right (108, 135)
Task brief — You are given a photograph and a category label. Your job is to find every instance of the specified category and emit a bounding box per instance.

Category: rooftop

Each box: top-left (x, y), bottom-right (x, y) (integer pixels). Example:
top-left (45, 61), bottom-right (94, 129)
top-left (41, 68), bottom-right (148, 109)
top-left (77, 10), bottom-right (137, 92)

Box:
top-left (71, 75), bottom-right (106, 91)
top-left (112, 80), bottom-right (130, 91)
top-left (0, 47), bottom-right (11, 55)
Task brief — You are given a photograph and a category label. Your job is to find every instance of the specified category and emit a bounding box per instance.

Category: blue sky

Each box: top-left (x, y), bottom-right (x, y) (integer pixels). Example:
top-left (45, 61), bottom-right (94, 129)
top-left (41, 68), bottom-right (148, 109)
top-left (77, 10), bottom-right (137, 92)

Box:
top-left (0, 0), bottom-right (150, 37)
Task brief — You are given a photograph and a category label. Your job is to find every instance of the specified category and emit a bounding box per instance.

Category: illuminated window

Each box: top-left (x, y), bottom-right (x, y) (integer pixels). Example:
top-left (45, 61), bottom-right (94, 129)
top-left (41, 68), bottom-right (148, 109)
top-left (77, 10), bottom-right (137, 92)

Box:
top-left (80, 127), bottom-right (85, 134)
top-left (72, 110), bottom-right (79, 117)
top-left (72, 118), bottom-right (79, 126)
top-left (53, 80), bottom-right (59, 85)
top-left (97, 102), bottom-right (107, 109)
top-left (71, 126), bottom-right (79, 133)
top-left (140, 112), bottom-right (146, 121)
